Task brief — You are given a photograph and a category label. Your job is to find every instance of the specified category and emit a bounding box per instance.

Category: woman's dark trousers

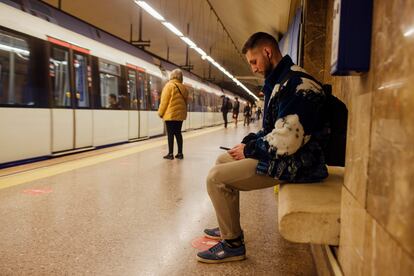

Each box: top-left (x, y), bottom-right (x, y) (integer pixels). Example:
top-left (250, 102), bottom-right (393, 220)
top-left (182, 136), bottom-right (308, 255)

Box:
top-left (165, 121), bottom-right (183, 154)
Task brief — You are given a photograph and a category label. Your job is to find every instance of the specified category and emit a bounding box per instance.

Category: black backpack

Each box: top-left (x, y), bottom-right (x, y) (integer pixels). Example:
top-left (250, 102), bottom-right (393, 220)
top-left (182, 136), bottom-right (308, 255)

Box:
top-left (318, 84), bottom-right (348, 166)
top-left (280, 71), bottom-right (348, 166)
top-left (226, 99), bottom-right (233, 110)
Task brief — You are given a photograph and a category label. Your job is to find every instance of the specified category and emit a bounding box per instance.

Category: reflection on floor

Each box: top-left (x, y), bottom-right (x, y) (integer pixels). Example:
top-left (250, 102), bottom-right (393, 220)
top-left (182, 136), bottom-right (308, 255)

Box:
top-left (0, 122), bottom-right (316, 275)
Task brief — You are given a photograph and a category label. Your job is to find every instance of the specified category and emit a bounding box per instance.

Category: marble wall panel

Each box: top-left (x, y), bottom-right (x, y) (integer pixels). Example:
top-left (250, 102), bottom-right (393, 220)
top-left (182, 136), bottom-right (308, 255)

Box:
top-left (366, 0), bottom-right (414, 257)
top-left (367, 86), bottom-right (414, 257)
top-left (303, 0), bottom-right (327, 81)
top-left (307, 0), bottom-right (414, 271)
top-left (303, 24), bottom-right (327, 81)
top-left (363, 214), bottom-right (414, 276)
top-left (343, 78), bottom-right (372, 206)
top-left (338, 188), bottom-right (367, 276)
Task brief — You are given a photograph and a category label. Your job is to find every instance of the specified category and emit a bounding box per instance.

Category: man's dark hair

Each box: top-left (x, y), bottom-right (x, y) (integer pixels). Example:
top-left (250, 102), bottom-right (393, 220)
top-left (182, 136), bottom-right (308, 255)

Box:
top-left (242, 32), bottom-right (278, 54)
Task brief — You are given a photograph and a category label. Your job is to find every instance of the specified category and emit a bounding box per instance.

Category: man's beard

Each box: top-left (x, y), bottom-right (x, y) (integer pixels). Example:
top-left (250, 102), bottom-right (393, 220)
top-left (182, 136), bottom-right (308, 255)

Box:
top-left (264, 66), bottom-right (272, 78)
top-left (263, 59), bottom-right (273, 78)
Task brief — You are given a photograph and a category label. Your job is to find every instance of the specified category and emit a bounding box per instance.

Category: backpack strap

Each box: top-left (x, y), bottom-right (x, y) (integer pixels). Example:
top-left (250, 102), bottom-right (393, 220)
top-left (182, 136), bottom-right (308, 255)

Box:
top-left (275, 70), bottom-right (332, 99)
top-left (173, 83), bottom-right (187, 104)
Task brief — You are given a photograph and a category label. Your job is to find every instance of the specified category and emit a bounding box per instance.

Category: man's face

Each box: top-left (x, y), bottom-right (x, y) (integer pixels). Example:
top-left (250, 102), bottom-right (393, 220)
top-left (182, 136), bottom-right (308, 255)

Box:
top-left (245, 47), bottom-right (272, 77)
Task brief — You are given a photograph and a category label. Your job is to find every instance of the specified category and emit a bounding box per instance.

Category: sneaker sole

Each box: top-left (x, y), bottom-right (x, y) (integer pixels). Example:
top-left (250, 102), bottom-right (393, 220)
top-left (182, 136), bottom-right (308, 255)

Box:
top-left (204, 234), bottom-right (221, 241)
top-left (196, 254), bottom-right (246, 264)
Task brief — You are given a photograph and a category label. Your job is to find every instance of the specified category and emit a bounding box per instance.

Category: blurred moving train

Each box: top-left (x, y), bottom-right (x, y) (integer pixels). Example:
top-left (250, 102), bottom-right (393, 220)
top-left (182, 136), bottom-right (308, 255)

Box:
top-left (0, 0), bottom-right (248, 166)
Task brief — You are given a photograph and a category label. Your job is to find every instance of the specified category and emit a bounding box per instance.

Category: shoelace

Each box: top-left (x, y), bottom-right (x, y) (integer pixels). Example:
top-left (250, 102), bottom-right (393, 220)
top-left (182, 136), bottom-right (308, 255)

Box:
top-left (208, 242), bottom-right (224, 253)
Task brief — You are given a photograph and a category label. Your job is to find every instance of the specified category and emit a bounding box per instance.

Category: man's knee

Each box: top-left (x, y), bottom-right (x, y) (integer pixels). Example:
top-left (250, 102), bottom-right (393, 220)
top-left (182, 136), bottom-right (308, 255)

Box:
top-left (215, 152), bottom-right (233, 165)
top-left (206, 166), bottom-right (222, 194)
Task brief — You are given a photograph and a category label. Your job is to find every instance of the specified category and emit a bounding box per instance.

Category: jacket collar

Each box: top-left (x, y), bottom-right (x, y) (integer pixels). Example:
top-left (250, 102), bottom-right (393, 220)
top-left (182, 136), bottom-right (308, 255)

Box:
top-left (263, 55), bottom-right (294, 97)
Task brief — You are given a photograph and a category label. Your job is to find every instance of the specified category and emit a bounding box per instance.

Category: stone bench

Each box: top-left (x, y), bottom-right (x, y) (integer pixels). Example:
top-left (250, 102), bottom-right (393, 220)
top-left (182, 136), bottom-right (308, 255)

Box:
top-left (278, 166), bottom-right (344, 245)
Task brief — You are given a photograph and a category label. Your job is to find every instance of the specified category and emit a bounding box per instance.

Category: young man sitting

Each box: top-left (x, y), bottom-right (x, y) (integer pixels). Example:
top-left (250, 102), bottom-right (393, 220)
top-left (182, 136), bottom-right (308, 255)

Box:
top-left (197, 32), bottom-right (329, 263)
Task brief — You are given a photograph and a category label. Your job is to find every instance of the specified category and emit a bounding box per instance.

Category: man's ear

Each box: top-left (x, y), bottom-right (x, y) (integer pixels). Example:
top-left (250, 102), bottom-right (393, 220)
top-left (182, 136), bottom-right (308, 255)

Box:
top-left (263, 47), bottom-right (272, 59)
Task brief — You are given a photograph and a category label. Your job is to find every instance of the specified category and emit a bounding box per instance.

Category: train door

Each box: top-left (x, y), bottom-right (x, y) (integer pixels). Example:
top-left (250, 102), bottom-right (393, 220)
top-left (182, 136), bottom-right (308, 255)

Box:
top-left (127, 67), bottom-right (139, 140)
top-left (73, 51), bottom-right (93, 148)
top-left (137, 71), bottom-right (149, 138)
top-left (49, 39), bottom-right (93, 152)
top-left (185, 86), bottom-right (192, 130)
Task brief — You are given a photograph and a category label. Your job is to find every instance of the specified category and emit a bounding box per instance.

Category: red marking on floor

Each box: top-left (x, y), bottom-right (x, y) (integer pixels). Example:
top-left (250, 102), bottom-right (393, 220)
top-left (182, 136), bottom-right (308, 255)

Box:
top-left (23, 188), bottom-right (53, 195)
top-left (191, 236), bottom-right (219, 251)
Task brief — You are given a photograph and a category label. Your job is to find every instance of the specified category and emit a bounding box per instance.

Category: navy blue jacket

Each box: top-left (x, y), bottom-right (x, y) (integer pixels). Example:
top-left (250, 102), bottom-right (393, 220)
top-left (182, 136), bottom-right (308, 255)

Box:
top-left (243, 56), bottom-right (328, 182)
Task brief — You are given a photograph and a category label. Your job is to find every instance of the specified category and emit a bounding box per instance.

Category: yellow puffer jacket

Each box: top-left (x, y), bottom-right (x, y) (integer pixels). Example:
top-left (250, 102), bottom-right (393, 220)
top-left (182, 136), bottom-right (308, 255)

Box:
top-left (158, 79), bottom-right (188, 121)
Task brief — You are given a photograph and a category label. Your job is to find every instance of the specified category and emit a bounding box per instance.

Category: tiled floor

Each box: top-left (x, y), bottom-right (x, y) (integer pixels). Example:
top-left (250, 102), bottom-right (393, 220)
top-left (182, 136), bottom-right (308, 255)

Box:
top-left (0, 122), bottom-right (316, 275)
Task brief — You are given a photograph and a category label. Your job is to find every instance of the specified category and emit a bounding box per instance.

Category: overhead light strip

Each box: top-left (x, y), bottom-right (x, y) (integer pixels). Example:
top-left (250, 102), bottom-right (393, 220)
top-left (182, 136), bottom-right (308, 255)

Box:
top-left (162, 22), bottom-right (184, 37)
top-left (134, 0), bottom-right (165, 21)
top-left (133, 1), bottom-right (259, 101)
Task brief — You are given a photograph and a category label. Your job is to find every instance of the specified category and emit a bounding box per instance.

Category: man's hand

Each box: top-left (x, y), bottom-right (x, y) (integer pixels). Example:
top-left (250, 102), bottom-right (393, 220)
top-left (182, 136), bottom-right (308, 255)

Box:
top-left (228, 143), bottom-right (246, 160)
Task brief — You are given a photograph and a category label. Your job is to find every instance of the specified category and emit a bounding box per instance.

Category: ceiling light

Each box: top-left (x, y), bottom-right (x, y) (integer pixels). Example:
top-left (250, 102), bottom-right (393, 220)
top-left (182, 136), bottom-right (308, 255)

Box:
top-left (193, 47), bottom-right (207, 57)
top-left (134, 1), bottom-right (259, 101)
top-left (180, 37), bottom-right (197, 48)
top-left (0, 44), bottom-right (30, 55)
top-left (162, 22), bottom-right (183, 37)
top-left (205, 56), bottom-right (215, 63)
top-left (134, 1), bottom-right (165, 21)
top-left (404, 27), bottom-right (414, 37)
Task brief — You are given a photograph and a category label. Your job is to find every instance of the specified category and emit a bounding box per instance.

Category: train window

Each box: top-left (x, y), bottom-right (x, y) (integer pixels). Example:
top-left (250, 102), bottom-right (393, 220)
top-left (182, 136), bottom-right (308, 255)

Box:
top-left (50, 47), bottom-right (70, 107)
top-left (0, 30), bottom-right (34, 106)
top-left (185, 86), bottom-right (193, 111)
top-left (206, 92), bottom-right (213, 112)
top-left (137, 71), bottom-right (148, 110)
top-left (193, 89), bottom-right (201, 112)
top-left (99, 60), bottom-right (120, 109)
top-left (148, 74), bottom-right (161, 111)
top-left (74, 53), bottom-right (90, 108)
top-left (99, 60), bottom-right (120, 76)
top-left (127, 69), bottom-right (138, 110)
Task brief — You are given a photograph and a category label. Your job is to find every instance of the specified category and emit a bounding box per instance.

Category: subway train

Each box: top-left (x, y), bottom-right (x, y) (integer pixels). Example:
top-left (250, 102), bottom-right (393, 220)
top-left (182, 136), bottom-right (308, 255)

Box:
top-left (0, 1), bottom-right (247, 166)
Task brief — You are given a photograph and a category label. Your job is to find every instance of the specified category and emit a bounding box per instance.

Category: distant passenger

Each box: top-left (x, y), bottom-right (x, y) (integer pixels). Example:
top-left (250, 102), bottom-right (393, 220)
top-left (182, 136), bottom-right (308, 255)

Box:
top-left (197, 32), bottom-right (329, 263)
top-left (250, 105), bottom-right (257, 123)
top-left (256, 106), bottom-right (262, 121)
top-left (108, 93), bottom-right (121, 109)
top-left (158, 69), bottom-right (188, 160)
top-left (220, 95), bottom-right (232, 128)
top-left (243, 103), bottom-right (251, 126)
top-left (232, 97), bottom-right (240, 127)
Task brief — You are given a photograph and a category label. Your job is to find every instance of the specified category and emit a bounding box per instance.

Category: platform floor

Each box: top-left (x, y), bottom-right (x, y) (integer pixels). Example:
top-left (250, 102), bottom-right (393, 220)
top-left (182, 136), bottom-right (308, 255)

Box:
top-left (0, 122), bottom-right (316, 275)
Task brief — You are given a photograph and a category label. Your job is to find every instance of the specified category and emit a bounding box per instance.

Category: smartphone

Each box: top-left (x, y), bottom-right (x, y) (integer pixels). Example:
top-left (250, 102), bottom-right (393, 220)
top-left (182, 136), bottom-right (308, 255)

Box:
top-left (219, 146), bottom-right (230, 150)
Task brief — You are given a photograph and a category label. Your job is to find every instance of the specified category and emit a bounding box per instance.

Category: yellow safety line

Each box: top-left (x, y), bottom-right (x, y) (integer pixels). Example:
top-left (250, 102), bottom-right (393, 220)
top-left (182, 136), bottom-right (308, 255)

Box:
top-left (0, 125), bottom-right (224, 190)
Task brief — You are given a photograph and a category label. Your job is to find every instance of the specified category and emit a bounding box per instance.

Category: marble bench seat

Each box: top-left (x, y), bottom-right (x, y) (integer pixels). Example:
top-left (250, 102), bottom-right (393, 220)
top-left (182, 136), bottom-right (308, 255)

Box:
top-left (278, 166), bottom-right (344, 245)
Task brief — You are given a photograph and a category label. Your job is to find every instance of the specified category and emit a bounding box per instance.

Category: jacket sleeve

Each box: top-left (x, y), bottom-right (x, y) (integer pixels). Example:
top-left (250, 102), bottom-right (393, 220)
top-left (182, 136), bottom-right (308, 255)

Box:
top-left (241, 129), bottom-right (266, 144)
top-left (244, 77), bottom-right (325, 160)
top-left (158, 84), bottom-right (172, 117)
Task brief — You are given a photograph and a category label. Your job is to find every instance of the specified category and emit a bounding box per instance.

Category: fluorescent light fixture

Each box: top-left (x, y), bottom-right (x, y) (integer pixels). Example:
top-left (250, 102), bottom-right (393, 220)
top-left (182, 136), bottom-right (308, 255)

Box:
top-left (193, 47), bottom-right (207, 57)
top-left (0, 44), bottom-right (30, 55)
top-left (404, 27), bottom-right (414, 37)
top-left (162, 22), bottom-right (184, 37)
top-left (377, 80), bottom-right (405, 90)
top-left (180, 37), bottom-right (197, 48)
top-left (134, 1), bottom-right (165, 21)
top-left (205, 56), bottom-right (215, 63)
top-left (212, 61), bottom-right (220, 68)
top-left (134, 1), bottom-right (259, 101)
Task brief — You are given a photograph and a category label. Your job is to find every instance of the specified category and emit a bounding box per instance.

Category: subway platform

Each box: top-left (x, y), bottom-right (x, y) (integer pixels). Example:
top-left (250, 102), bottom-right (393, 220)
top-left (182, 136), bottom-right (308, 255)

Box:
top-left (0, 123), bottom-right (316, 275)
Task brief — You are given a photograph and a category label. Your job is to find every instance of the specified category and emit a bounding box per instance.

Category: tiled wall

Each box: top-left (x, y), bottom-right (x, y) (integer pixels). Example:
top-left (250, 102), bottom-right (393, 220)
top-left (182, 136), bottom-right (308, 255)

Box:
top-left (303, 0), bottom-right (414, 275)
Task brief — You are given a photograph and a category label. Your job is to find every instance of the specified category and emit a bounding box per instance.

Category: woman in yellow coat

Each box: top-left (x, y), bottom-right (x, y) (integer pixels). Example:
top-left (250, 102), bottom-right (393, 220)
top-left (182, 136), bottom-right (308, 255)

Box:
top-left (158, 69), bottom-right (189, 160)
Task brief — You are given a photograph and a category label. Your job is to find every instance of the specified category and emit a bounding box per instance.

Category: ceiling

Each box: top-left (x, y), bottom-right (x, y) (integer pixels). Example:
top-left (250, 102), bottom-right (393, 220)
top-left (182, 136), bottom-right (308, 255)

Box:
top-left (41, 0), bottom-right (293, 99)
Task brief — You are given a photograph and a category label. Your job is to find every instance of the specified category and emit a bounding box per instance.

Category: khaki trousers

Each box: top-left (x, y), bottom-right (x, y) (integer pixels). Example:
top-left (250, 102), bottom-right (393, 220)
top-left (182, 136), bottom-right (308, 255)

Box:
top-left (206, 152), bottom-right (279, 239)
